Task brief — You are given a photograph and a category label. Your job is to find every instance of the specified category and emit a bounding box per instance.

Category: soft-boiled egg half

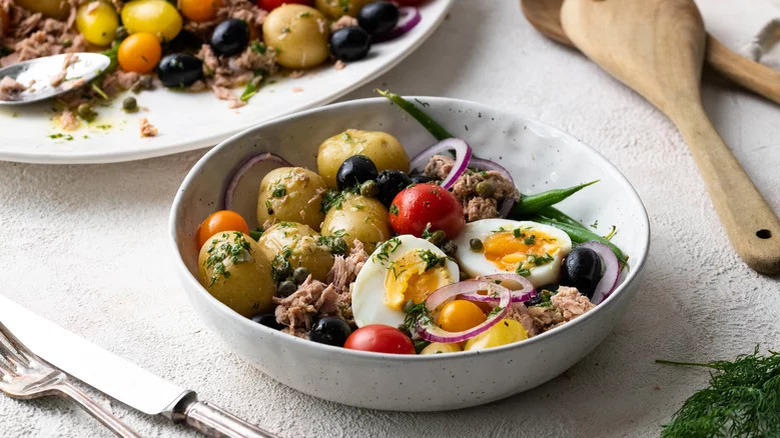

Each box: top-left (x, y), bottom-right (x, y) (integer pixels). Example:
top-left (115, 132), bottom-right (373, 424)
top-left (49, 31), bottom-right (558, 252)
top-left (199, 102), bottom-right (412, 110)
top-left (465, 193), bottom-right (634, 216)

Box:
top-left (454, 219), bottom-right (572, 287)
top-left (352, 235), bottom-right (460, 328)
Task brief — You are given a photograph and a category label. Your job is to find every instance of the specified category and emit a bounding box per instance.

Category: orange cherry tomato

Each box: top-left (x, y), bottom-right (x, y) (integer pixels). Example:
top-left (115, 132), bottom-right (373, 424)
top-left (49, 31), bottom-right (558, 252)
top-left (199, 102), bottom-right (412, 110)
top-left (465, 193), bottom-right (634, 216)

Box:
top-left (117, 32), bottom-right (162, 74)
top-left (437, 300), bottom-right (487, 332)
top-left (178, 0), bottom-right (221, 22)
top-left (197, 210), bottom-right (250, 248)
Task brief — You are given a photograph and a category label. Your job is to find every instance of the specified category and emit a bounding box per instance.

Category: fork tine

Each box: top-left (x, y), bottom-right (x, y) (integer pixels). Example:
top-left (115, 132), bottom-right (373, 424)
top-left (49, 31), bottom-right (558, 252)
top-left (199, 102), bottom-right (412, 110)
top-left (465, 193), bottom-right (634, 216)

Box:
top-left (0, 322), bottom-right (31, 368)
top-left (0, 356), bottom-right (15, 378)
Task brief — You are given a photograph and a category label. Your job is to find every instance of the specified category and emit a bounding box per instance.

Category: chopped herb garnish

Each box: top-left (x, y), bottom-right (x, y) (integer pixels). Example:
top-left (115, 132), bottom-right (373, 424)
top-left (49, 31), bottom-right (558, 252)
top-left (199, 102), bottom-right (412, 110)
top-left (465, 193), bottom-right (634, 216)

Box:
top-left (389, 204), bottom-right (399, 215)
top-left (417, 249), bottom-right (445, 271)
top-left (402, 301), bottom-right (432, 334)
top-left (523, 234), bottom-right (536, 245)
top-left (374, 237), bottom-right (402, 263)
top-left (516, 267), bottom-right (531, 277)
top-left (590, 219), bottom-right (599, 229)
top-left (322, 190), bottom-right (347, 213)
top-left (203, 232), bottom-right (253, 287)
top-left (318, 230), bottom-right (348, 256)
top-left (487, 306), bottom-right (504, 318)
top-left (251, 41), bottom-right (267, 54)
top-left (272, 184), bottom-right (287, 198)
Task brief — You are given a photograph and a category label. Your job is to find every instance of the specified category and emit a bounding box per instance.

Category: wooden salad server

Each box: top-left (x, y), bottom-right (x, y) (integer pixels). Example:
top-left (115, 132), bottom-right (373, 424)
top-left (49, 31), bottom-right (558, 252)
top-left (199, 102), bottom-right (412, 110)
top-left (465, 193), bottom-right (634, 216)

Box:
top-left (556, 0), bottom-right (780, 275)
top-left (520, 0), bottom-right (780, 106)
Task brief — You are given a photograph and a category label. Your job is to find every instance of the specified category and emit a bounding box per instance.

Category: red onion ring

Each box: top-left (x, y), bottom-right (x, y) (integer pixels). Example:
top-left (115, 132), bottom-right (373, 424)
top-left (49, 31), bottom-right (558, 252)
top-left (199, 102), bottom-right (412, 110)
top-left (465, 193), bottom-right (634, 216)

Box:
top-left (460, 274), bottom-right (537, 303)
top-left (374, 6), bottom-right (422, 43)
top-left (578, 241), bottom-right (620, 305)
top-left (409, 138), bottom-right (473, 190)
top-left (224, 152), bottom-right (292, 211)
top-left (468, 157), bottom-right (517, 218)
top-left (416, 280), bottom-right (511, 343)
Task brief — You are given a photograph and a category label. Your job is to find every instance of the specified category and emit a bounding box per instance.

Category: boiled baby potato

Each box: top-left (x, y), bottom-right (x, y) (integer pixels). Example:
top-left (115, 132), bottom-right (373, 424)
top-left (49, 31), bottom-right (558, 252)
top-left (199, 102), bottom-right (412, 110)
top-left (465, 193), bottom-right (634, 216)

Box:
top-left (315, 0), bottom-right (373, 19)
top-left (257, 222), bottom-right (334, 282)
top-left (317, 129), bottom-right (409, 188)
top-left (263, 4), bottom-right (329, 69)
top-left (257, 167), bottom-right (328, 231)
top-left (420, 342), bottom-right (461, 355)
top-left (321, 193), bottom-right (390, 253)
top-left (464, 319), bottom-right (528, 351)
top-left (15, 0), bottom-right (70, 19)
top-left (198, 231), bottom-right (276, 317)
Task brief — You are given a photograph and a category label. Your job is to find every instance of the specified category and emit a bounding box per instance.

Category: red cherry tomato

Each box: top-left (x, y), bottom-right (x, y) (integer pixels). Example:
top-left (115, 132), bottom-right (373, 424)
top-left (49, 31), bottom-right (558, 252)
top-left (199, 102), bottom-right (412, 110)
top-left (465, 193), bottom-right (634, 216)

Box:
top-left (344, 325), bottom-right (415, 354)
top-left (388, 183), bottom-right (465, 239)
top-left (257, 0), bottom-right (313, 10)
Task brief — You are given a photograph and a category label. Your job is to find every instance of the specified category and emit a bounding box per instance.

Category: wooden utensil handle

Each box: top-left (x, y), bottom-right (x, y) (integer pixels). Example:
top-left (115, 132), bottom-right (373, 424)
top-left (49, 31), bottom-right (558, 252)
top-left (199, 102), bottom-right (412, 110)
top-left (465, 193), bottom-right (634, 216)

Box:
top-left (706, 35), bottom-right (780, 106)
top-left (672, 105), bottom-right (780, 274)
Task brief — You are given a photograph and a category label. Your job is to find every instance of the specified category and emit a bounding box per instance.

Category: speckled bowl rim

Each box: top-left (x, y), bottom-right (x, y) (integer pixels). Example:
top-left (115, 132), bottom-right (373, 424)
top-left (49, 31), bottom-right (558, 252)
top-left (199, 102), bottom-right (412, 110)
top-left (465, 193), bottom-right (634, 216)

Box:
top-left (169, 96), bottom-right (651, 362)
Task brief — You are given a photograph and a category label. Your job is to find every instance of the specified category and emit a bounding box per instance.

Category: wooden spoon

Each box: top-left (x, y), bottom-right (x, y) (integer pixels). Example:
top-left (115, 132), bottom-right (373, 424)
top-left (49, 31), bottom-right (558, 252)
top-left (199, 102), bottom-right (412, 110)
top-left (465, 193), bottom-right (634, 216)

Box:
top-left (558, 0), bottom-right (780, 275)
top-left (521, 0), bottom-right (780, 106)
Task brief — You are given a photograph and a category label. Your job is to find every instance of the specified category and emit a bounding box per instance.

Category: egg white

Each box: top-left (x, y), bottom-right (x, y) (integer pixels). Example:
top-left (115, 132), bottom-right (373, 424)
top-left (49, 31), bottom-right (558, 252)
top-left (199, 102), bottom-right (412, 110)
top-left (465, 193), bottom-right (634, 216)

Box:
top-left (454, 219), bottom-right (572, 287)
top-left (352, 235), bottom-right (460, 328)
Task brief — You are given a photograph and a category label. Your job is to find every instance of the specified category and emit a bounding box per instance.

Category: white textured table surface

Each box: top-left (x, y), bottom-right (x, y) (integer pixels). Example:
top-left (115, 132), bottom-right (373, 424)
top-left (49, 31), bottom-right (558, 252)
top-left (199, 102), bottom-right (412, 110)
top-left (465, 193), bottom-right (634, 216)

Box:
top-left (1, 1), bottom-right (779, 437)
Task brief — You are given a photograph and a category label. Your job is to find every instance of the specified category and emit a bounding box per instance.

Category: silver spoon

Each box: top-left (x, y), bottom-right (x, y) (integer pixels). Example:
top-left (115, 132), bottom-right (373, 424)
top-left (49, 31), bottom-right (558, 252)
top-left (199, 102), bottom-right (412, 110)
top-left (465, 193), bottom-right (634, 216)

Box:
top-left (0, 53), bottom-right (111, 105)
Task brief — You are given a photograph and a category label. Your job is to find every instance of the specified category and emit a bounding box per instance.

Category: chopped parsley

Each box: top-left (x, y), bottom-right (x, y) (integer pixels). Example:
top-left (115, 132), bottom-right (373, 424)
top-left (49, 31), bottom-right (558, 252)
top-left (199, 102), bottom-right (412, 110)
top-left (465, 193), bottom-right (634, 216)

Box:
top-left (487, 306), bottom-right (504, 318)
top-left (389, 204), bottom-right (399, 215)
top-left (204, 232), bottom-right (252, 287)
top-left (272, 184), bottom-right (287, 198)
top-left (251, 41), bottom-right (267, 55)
top-left (523, 234), bottom-right (536, 245)
top-left (270, 247), bottom-right (293, 283)
top-left (322, 190), bottom-right (347, 213)
top-left (590, 219), bottom-right (599, 229)
top-left (373, 237), bottom-right (402, 263)
top-left (516, 267), bottom-right (531, 277)
top-left (537, 289), bottom-right (555, 307)
top-left (513, 228), bottom-right (524, 238)
top-left (402, 301), bottom-right (432, 334)
top-left (526, 253), bottom-right (554, 266)
top-left (318, 230), bottom-right (348, 256)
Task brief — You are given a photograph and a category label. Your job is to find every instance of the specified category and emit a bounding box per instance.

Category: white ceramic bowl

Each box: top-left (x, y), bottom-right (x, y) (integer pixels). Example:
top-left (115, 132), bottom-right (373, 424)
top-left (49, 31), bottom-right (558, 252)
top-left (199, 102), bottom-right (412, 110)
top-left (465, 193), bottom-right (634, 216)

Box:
top-left (169, 97), bottom-right (650, 412)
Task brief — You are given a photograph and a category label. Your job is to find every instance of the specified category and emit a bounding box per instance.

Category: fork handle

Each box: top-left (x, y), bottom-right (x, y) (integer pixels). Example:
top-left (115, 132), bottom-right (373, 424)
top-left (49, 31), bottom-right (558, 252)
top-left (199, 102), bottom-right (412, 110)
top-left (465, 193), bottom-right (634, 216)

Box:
top-left (55, 381), bottom-right (142, 438)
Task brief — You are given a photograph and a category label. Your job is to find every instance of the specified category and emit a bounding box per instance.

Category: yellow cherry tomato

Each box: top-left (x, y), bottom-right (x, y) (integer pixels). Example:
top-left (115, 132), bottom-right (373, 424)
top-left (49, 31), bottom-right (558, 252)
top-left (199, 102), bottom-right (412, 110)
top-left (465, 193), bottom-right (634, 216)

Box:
top-left (75, 1), bottom-right (119, 46)
top-left (178, 0), bottom-right (221, 22)
top-left (464, 319), bottom-right (528, 351)
top-left (420, 342), bottom-right (461, 355)
top-left (197, 211), bottom-right (251, 248)
top-left (121, 0), bottom-right (183, 42)
top-left (437, 300), bottom-right (487, 333)
top-left (118, 32), bottom-right (162, 73)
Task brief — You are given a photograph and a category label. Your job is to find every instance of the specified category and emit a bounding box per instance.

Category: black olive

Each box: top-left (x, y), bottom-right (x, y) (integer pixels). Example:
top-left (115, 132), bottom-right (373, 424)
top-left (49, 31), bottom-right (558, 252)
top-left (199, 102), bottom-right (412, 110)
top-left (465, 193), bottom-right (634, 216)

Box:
top-left (211, 19), bottom-right (249, 57)
top-left (375, 169), bottom-right (412, 206)
top-left (336, 155), bottom-right (378, 190)
top-left (329, 27), bottom-right (371, 62)
top-left (309, 317), bottom-right (352, 347)
top-left (560, 247), bottom-right (603, 298)
top-left (409, 173), bottom-right (432, 184)
top-left (357, 1), bottom-right (399, 36)
top-left (165, 30), bottom-right (203, 55)
top-left (158, 54), bottom-right (203, 88)
top-left (251, 313), bottom-right (285, 330)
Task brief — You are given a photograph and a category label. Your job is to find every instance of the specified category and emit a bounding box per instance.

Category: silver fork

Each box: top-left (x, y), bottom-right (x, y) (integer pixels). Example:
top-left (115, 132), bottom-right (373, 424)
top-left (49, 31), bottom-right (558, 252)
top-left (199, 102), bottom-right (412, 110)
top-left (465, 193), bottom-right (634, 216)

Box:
top-left (0, 321), bottom-right (142, 437)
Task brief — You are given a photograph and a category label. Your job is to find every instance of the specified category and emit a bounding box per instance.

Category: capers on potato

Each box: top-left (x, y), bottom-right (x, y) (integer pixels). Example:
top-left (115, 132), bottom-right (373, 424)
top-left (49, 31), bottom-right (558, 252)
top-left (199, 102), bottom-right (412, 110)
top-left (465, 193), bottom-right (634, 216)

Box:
top-left (321, 193), bottom-right (390, 253)
top-left (317, 129), bottom-right (410, 189)
top-left (198, 231), bottom-right (276, 317)
top-left (257, 167), bottom-right (328, 231)
top-left (257, 222), bottom-right (334, 282)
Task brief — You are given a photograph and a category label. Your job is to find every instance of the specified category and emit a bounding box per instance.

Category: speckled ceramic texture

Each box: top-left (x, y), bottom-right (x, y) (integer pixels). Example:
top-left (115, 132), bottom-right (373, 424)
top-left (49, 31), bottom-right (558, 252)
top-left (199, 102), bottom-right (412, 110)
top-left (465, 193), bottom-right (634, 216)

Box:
top-left (169, 97), bottom-right (650, 412)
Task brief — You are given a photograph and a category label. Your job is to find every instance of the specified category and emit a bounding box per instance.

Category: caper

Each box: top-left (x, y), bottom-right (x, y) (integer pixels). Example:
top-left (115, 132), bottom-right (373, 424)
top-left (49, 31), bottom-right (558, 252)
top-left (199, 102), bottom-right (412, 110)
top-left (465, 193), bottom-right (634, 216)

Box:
top-left (278, 280), bottom-right (297, 297)
top-left (476, 181), bottom-right (495, 198)
top-left (427, 230), bottom-right (446, 246)
top-left (76, 103), bottom-right (96, 122)
top-left (122, 96), bottom-right (138, 112)
top-left (402, 299), bottom-right (416, 314)
top-left (292, 267), bottom-right (310, 285)
top-left (115, 26), bottom-right (128, 41)
top-left (469, 238), bottom-right (483, 252)
top-left (442, 240), bottom-right (458, 256)
top-left (359, 180), bottom-right (379, 198)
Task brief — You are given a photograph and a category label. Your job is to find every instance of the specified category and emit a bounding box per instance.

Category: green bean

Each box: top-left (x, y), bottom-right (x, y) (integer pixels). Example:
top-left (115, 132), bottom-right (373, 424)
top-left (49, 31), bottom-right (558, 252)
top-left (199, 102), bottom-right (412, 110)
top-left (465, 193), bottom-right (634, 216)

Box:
top-left (376, 89), bottom-right (453, 140)
top-left (529, 215), bottom-right (628, 264)
top-left (535, 206), bottom-right (588, 230)
top-left (511, 180), bottom-right (599, 216)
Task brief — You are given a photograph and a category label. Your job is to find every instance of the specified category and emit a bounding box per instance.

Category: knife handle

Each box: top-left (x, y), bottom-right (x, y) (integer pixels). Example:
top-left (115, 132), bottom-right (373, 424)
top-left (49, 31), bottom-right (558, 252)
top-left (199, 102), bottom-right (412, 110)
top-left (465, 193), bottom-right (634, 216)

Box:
top-left (181, 399), bottom-right (278, 438)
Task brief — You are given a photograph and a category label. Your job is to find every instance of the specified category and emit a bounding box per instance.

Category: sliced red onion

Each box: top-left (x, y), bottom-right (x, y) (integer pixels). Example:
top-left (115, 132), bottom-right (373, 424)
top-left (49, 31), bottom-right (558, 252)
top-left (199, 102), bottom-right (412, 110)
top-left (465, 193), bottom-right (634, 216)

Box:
top-left (224, 152), bottom-right (292, 211)
top-left (468, 157), bottom-right (517, 218)
top-left (416, 280), bottom-right (511, 343)
top-left (374, 6), bottom-right (422, 43)
top-left (460, 274), bottom-right (537, 303)
top-left (409, 138), bottom-right (472, 190)
top-left (579, 241), bottom-right (620, 305)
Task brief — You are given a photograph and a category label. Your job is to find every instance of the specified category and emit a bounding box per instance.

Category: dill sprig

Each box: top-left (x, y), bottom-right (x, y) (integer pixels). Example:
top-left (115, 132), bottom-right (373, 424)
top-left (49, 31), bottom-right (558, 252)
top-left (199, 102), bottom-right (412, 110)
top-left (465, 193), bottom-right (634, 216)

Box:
top-left (657, 346), bottom-right (780, 438)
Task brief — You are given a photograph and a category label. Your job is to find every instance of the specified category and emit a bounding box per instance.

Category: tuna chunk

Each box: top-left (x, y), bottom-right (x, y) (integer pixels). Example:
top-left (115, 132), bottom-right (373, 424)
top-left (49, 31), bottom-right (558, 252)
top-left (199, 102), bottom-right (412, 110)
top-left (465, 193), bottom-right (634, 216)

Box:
top-left (526, 286), bottom-right (595, 332)
top-left (0, 76), bottom-right (26, 100)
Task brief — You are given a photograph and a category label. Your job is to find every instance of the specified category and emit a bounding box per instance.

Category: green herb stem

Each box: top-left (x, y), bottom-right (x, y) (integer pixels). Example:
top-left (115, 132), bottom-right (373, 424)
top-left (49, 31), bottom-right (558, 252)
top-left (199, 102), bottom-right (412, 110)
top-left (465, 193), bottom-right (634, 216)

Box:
top-left (376, 89), bottom-right (453, 141)
top-left (511, 180), bottom-right (599, 216)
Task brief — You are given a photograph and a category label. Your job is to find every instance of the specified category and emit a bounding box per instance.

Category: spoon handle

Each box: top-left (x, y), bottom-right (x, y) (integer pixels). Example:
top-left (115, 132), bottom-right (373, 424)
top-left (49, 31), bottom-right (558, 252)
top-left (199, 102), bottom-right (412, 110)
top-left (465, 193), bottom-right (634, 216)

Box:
top-left (706, 35), bottom-right (780, 106)
top-left (672, 105), bottom-right (780, 274)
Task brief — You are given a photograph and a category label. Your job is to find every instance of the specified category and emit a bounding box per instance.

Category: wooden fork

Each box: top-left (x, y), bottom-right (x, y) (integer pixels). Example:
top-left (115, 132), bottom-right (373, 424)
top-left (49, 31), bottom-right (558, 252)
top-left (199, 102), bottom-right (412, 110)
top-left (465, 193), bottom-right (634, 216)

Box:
top-left (0, 321), bottom-right (142, 437)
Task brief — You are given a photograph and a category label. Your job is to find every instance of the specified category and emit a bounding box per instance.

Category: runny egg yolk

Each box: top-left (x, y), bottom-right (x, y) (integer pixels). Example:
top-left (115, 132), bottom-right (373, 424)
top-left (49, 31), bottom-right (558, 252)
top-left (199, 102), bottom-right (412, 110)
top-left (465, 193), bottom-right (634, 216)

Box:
top-left (384, 250), bottom-right (453, 310)
top-left (483, 229), bottom-right (560, 272)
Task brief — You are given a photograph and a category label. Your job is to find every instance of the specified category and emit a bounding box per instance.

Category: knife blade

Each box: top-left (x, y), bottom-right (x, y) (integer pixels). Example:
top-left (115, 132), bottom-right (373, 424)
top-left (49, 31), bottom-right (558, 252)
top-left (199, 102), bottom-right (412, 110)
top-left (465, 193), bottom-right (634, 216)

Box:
top-left (0, 295), bottom-right (278, 438)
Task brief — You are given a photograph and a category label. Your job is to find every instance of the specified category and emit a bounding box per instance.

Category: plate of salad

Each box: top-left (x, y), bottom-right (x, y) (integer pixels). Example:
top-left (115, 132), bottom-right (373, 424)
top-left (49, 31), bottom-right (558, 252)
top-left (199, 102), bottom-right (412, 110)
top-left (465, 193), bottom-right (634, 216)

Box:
top-left (0, 0), bottom-right (452, 164)
top-left (169, 91), bottom-right (650, 411)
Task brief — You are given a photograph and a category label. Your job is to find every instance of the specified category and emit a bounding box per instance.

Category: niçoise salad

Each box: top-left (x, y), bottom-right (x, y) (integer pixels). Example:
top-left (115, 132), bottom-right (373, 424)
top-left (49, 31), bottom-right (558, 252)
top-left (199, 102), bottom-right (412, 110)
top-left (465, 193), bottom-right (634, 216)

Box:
top-left (193, 91), bottom-right (628, 355)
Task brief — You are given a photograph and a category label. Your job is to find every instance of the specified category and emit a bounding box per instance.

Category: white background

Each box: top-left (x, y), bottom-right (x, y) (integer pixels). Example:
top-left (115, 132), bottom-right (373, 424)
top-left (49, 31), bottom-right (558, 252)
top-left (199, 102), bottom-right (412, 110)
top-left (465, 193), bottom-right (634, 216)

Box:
top-left (1, 0), bottom-right (779, 436)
